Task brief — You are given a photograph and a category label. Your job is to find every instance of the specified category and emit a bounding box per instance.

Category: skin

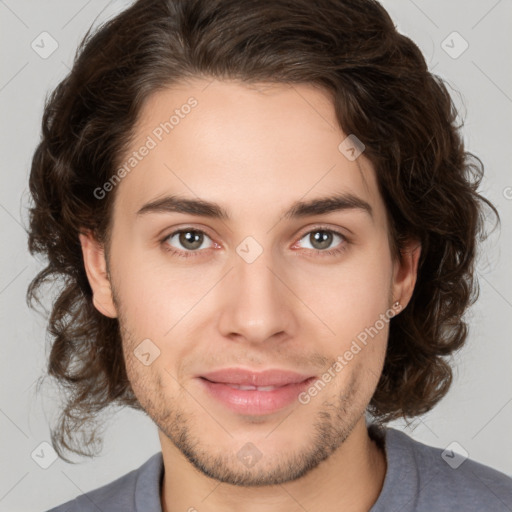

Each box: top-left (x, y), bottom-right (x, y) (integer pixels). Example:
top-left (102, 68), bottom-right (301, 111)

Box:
top-left (80, 78), bottom-right (421, 512)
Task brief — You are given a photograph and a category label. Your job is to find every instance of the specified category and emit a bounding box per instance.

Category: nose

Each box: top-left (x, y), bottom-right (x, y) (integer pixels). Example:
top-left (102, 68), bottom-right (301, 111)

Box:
top-left (216, 248), bottom-right (297, 345)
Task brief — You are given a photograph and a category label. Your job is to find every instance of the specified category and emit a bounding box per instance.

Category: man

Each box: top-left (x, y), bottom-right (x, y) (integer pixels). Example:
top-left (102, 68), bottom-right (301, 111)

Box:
top-left (26, 0), bottom-right (511, 510)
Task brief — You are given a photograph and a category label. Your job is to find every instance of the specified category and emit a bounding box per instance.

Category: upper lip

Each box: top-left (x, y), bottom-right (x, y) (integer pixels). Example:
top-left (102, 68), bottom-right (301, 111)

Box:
top-left (199, 368), bottom-right (314, 387)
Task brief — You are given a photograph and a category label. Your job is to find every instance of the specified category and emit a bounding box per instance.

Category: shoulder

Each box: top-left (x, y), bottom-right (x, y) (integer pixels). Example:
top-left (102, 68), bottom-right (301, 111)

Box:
top-left (44, 452), bottom-right (163, 512)
top-left (373, 426), bottom-right (512, 511)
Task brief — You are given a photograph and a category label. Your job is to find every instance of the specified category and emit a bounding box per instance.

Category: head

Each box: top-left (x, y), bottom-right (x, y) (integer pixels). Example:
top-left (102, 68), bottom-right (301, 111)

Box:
top-left (27, 0), bottom-right (497, 478)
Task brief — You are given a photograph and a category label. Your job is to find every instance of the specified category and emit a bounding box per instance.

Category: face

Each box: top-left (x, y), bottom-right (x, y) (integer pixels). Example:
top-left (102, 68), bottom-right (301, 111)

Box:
top-left (81, 78), bottom-right (419, 487)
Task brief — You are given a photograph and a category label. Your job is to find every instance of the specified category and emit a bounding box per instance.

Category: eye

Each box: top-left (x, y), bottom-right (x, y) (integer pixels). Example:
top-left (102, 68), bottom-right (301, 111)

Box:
top-left (294, 228), bottom-right (347, 255)
top-left (162, 229), bottom-right (215, 255)
top-left (161, 226), bottom-right (349, 259)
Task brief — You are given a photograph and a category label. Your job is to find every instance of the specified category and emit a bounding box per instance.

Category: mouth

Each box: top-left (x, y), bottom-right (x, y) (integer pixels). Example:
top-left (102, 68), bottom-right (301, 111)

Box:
top-left (198, 367), bottom-right (315, 387)
top-left (197, 370), bottom-right (316, 415)
top-left (206, 382), bottom-right (287, 392)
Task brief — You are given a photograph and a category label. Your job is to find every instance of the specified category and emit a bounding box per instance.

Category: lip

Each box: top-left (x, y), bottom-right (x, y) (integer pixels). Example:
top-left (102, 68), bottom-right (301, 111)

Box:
top-left (199, 368), bottom-right (313, 387)
top-left (197, 368), bottom-right (315, 415)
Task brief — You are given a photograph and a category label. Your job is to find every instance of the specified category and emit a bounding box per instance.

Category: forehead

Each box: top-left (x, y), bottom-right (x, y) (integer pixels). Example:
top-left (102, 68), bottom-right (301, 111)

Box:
top-left (112, 78), bottom-right (385, 228)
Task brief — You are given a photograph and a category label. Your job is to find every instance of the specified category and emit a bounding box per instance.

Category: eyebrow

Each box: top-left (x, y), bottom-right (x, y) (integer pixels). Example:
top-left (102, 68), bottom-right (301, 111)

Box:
top-left (136, 193), bottom-right (373, 221)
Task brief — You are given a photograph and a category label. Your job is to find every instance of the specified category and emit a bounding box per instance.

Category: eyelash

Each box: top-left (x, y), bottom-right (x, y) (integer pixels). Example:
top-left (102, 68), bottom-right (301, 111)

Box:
top-left (160, 226), bottom-right (349, 259)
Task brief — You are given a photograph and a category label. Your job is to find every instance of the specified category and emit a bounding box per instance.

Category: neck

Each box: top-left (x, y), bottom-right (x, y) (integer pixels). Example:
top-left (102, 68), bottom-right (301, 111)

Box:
top-left (159, 417), bottom-right (387, 512)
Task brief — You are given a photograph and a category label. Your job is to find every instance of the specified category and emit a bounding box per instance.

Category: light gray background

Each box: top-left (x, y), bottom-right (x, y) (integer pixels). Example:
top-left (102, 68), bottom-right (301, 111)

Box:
top-left (1, 1), bottom-right (511, 510)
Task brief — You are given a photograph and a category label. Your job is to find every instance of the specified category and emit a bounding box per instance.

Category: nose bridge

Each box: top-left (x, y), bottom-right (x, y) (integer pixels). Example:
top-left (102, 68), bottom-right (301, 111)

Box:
top-left (217, 241), bottom-right (295, 342)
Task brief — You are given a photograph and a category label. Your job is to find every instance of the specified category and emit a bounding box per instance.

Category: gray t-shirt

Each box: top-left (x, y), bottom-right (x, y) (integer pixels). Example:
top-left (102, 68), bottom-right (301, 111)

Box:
top-left (45, 427), bottom-right (512, 511)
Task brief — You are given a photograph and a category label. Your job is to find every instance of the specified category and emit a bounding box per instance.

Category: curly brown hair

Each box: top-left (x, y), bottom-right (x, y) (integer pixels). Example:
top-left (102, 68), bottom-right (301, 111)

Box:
top-left (26, 0), bottom-right (499, 461)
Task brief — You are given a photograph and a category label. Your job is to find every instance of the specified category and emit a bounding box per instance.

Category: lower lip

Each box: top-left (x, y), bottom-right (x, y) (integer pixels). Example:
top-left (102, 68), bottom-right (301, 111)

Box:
top-left (198, 377), bottom-right (315, 415)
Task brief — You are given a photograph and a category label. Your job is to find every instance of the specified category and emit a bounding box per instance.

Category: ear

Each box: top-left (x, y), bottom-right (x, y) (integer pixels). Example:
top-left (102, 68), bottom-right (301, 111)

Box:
top-left (391, 239), bottom-right (422, 310)
top-left (78, 230), bottom-right (118, 318)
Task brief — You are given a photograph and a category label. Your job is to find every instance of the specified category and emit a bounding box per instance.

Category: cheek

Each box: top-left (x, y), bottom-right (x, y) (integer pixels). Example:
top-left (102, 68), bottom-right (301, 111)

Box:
top-left (111, 251), bottom-right (218, 368)
top-left (297, 248), bottom-right (393, 337)
top-left (111, 248), bottom-right (189, 332)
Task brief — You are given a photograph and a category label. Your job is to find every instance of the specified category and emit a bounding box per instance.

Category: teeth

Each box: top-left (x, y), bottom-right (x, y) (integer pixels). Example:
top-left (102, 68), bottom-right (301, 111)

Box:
top-left (227, 384), bottom-right (278, 391)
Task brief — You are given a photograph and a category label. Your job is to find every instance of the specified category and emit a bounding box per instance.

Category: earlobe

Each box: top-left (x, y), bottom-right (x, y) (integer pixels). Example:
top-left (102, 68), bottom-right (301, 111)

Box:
top-left (392, 240), bottom-right (422, 310)
top-left (78, 230), bottom-right (118, 318)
